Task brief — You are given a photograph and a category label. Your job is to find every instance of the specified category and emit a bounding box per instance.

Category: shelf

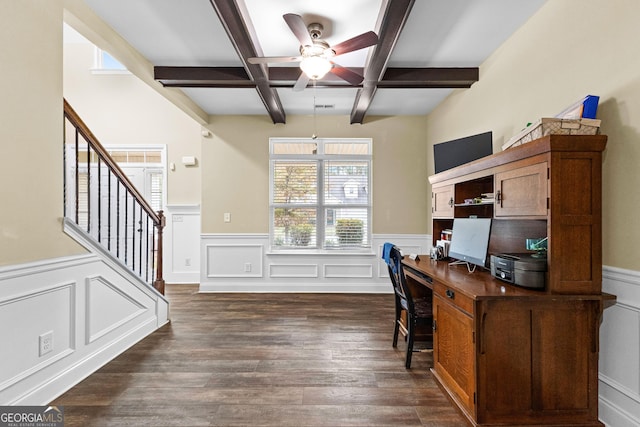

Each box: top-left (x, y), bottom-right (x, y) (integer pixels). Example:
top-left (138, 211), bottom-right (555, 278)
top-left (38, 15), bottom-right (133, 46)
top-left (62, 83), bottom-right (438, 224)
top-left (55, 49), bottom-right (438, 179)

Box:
top-left (454, 201), bottom-right (494, 207)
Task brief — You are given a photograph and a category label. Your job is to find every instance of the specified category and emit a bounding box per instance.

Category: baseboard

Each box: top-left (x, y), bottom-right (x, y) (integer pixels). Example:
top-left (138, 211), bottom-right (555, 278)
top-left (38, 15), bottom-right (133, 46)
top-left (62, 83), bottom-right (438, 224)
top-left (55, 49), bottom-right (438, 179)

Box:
top-left (198, 282), bottom-right (391, 293)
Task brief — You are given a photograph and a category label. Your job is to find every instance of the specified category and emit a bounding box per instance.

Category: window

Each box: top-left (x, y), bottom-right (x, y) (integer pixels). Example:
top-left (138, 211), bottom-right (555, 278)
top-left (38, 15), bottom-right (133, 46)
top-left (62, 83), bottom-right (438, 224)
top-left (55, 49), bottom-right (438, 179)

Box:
top-left (270, 138), bottom-right (371, 250)
top-left (92, 47), bottom-right (129, 74)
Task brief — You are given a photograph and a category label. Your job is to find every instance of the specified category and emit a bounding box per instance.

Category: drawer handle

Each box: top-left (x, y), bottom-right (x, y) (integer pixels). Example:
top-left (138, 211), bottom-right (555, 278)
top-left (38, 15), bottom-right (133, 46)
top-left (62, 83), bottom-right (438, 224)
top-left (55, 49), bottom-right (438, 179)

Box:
top-left (448, 197), bottom-right (454, 207)
top-left (445, 289), bottom-right (455, 299)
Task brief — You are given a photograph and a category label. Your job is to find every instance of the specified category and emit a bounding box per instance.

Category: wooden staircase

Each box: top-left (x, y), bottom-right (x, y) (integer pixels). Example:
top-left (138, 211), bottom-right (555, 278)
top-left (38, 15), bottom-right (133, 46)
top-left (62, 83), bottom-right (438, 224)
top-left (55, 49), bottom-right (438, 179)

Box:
top-left (63, 99), bottom-right (165, 294)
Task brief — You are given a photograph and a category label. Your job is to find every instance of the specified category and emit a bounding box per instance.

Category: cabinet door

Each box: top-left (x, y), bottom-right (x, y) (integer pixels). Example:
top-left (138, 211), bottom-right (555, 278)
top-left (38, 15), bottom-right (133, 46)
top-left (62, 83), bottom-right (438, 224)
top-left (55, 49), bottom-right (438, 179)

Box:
top-left (530, 300), bottom-right (600, 422)
top-left (432, 184), bottom-right (454, 218)
top-left (495, 162), bottom-right (548, 217)
top-left (433, 294), bottom-right (475, 415)
top-left (477, 299), bottom-right (600, 425)
top-left (477, 300), bottom-right (533, 424)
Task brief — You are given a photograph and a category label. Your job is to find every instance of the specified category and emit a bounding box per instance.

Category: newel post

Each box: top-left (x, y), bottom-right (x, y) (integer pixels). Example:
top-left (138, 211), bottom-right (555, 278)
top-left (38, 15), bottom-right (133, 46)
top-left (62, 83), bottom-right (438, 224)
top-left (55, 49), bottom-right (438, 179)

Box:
top-left (153, 210), bottom-right (166, 295)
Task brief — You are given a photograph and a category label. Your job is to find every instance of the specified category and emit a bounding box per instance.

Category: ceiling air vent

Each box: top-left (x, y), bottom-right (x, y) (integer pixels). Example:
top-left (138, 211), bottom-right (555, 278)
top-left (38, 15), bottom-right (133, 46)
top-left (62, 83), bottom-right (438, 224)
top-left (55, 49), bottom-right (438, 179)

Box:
top-left (314, 104), bottom-right (335, 109)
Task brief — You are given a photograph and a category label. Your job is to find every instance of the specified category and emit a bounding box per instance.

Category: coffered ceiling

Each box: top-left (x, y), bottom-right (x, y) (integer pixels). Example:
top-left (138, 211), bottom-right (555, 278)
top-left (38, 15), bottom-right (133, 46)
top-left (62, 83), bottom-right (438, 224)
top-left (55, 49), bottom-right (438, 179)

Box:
top-left (78, 0), bottom-right (546, 124)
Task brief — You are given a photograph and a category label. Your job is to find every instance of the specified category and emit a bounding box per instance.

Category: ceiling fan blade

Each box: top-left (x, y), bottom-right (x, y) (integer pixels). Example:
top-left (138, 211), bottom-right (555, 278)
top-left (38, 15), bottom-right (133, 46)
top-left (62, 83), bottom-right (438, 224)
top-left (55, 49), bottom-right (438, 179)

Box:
top-left (330, 63), bottom-right (364, 86)
top-left (283, 13), bottom-right (313, 46)
top-left (331, 31), bottom-right (378, 56)
top-left (293, 72), bottom-right (311, 92)
top-left (247, 55), bottom-right (302, 64)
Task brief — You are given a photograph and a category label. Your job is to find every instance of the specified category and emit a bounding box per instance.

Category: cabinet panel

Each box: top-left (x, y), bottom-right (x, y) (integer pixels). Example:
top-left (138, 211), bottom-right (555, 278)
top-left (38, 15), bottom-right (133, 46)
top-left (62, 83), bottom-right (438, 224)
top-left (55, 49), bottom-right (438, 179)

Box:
top-left (532, 300), bottom-right (596, 415)
top-left (433, 294), bottom-right (475, 414)
top-left (432, 185), bottom-right (454, 218)
top-left (477, 301), bottom-right (533, 423)
top-left (495, 162), bottom-right (548, 217)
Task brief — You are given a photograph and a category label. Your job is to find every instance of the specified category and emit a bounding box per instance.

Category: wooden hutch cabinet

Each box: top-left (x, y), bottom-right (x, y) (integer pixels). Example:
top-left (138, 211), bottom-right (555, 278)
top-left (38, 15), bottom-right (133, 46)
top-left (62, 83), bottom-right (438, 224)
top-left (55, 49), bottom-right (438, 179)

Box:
top-left (403, 135), bottom-right (612, 426)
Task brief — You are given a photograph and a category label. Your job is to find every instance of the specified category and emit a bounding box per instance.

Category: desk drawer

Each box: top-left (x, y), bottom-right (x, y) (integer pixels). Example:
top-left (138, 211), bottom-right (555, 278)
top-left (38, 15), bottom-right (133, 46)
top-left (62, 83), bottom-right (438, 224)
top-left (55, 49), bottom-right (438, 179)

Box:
top-left (434, 282), bottom-right (474, 316)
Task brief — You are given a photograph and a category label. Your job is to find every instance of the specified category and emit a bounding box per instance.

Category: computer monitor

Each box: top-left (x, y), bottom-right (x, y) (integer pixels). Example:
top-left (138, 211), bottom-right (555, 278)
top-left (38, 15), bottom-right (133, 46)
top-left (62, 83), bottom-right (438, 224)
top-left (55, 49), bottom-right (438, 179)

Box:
top-left (448, 218), bottom-right (492, 270)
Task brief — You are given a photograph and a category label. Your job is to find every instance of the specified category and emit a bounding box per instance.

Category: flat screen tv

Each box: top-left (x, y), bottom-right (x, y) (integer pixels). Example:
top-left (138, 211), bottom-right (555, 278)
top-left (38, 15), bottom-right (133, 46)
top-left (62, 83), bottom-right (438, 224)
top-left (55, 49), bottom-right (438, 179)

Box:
top-left (448, 218), bottom-right (492, 271)
top-left (433, 131), bottom-right (493, 174)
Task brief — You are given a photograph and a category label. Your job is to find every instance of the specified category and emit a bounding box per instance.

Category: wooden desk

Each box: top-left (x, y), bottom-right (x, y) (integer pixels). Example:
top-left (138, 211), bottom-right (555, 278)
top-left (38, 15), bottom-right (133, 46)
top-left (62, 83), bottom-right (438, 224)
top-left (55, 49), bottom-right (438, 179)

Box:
top-left (402, 256), bottom-right (610, 427)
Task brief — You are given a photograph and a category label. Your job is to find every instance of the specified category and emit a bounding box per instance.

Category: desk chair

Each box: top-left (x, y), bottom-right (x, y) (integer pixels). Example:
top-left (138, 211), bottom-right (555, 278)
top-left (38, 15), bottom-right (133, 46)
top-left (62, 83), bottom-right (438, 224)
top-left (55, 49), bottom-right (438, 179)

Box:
top-left (383, 244), bottom-right (433, 369)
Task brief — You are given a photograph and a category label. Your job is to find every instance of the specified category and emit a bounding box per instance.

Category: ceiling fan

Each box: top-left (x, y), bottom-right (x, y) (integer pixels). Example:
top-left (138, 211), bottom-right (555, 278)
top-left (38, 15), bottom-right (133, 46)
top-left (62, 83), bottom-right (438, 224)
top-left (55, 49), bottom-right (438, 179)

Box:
top-left (248, 13), bottom-right (378, 91)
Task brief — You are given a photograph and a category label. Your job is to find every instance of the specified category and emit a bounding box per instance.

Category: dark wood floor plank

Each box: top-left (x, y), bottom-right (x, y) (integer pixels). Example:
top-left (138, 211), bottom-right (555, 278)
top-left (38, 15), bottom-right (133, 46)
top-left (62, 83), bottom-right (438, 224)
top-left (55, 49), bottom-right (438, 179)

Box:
top-left (209, 404), bottom-right (423, 427)
top-left (51, 284), bottom-right (467, 426)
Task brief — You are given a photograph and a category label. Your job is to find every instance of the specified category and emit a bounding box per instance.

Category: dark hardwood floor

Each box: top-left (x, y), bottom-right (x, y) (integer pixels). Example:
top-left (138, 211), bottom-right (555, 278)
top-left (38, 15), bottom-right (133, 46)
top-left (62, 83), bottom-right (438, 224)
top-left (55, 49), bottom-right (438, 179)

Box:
top-left (52, 284), bottom-right (466, 426)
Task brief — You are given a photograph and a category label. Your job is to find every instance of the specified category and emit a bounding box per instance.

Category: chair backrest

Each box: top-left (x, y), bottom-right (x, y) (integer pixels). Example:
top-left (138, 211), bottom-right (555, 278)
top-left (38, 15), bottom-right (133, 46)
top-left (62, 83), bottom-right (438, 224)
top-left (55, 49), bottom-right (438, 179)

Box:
top-left (386, 245), bottom-right (405, 299)
top-left (383, 245), bottom-right (417, 310)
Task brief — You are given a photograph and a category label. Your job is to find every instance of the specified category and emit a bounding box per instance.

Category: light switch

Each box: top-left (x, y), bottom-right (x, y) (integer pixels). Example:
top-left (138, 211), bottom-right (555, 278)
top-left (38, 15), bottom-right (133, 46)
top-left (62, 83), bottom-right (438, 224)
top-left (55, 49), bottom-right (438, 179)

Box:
top-left (224, 213), bottom-right (231, 222)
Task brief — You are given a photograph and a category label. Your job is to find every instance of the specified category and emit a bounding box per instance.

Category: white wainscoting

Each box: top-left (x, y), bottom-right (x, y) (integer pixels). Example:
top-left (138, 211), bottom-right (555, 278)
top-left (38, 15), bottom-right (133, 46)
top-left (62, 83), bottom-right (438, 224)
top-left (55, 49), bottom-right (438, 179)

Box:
top-left (599, 266), bottom-right (640, 427)
top-left (199, 233), bottom-right (431, 293)
top-left (164, 205), bottom-right (201, 284)
top-left (0, 252), bottom-right (168, 405)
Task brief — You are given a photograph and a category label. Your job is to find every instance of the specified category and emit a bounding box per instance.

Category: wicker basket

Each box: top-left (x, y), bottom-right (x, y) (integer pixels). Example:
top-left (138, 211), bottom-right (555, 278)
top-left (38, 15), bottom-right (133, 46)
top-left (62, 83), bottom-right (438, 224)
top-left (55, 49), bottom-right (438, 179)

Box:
top-left (502, 118), bottom-right (601, 150)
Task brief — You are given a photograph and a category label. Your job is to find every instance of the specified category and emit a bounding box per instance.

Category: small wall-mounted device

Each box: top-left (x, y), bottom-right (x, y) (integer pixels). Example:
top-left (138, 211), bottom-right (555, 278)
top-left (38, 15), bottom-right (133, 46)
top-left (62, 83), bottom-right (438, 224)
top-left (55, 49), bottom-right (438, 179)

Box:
top-left (181, 156), bottom-right (197, 166)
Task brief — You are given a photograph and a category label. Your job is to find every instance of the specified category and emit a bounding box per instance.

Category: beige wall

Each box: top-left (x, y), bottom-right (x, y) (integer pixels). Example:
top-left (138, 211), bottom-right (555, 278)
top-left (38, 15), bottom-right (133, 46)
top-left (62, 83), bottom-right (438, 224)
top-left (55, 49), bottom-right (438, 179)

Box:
top-left (0, 0), bottom-right (84, 266)
top-left (202, 115), bottom-right (429, 234)
top-left (425, 0), bottom-right (640, 270)
top-left (63, 38), bottom-right (202, 206)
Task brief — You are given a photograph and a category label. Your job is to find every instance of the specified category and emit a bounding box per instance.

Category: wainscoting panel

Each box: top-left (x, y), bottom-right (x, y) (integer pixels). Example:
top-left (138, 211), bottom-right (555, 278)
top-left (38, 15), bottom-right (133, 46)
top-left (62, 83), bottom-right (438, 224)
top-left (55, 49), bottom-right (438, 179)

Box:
top-left (269, 264), bottom-right (318, 278)
top-left (324, 264), bottom-right (373, 279)
top-left (200, 233), bottom-right (431, 293)
top-left (599, 266), bottom-right (640, 427)
top-left (205, 243), bottom-right (264, 278)
top-left (0, 248), bottom-right (168, 406)
top-left (85, 275), bottom-right (146, 344)
top-left (164, 205), bottom-right (200, 284)
top-left (0, 282), bottom-right (75, 393)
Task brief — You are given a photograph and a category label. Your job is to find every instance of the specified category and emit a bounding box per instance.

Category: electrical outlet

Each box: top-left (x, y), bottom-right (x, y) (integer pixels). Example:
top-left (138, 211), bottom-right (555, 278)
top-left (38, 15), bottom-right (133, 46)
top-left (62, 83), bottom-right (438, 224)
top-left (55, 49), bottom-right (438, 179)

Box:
top-left (244, 262), bottom-right (252, 272)
top-left (224, 212), bottom-right (231, 223)
top-left (39, 331), bottom-right (53, 356)
top-left (185, 258), bottom-right (191, 267)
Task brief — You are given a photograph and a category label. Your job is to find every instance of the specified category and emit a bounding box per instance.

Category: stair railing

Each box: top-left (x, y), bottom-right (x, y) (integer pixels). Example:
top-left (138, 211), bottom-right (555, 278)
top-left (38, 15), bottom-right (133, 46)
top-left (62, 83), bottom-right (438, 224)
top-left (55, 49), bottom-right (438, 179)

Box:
top-left (63, 99), bottom-right (165, 294)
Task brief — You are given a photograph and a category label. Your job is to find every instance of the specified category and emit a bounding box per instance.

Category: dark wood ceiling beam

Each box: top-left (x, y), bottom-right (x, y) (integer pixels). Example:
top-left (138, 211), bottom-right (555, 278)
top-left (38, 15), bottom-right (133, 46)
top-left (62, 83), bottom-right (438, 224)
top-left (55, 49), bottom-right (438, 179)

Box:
top-left (350, 0), bottom-right (415, 124)
top-left (208, 0), bottom-right (286, 123)
top-left (154, 65), bottom-right (478, 89)
top-left (378, 67), bottom-right (479, 88)
top-left (155, 66), bottom-right (254, 87)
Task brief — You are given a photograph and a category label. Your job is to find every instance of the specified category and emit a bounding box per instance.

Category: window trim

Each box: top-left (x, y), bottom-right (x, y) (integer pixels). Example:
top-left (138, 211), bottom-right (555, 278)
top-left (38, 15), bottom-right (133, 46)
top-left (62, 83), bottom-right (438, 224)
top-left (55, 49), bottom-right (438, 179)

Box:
top-left (269, 137), bottom-right (373, 253)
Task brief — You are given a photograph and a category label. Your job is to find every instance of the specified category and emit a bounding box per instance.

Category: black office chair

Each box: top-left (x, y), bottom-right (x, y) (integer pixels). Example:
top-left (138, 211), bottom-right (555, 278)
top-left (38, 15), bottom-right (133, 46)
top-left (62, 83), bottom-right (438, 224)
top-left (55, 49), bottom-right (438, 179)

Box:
top-left (384, 244), bottom-right (433, 368)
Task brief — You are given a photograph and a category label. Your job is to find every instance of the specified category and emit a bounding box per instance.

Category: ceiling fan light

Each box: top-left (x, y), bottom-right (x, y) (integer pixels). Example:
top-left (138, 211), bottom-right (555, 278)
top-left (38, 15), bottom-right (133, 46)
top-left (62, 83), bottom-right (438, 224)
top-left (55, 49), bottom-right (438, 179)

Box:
top-left (300, 56), bottom-right (332, 80)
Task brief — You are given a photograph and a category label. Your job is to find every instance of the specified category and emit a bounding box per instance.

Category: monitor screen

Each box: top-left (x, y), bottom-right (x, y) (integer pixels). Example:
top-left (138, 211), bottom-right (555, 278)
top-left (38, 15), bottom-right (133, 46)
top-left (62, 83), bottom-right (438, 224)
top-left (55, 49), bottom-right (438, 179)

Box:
top-left (448, 218), bottom-right (492, 268)
top-left (433, 131), bottom-right (493, 174)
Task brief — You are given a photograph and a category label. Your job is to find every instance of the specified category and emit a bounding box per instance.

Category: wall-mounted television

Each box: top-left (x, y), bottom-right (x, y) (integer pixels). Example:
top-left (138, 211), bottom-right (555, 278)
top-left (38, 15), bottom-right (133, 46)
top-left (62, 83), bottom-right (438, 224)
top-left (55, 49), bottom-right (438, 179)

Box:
top-left (433, 131), bottom-right (493, 174)
top-left (448, 217), bottom-right (492, 271)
